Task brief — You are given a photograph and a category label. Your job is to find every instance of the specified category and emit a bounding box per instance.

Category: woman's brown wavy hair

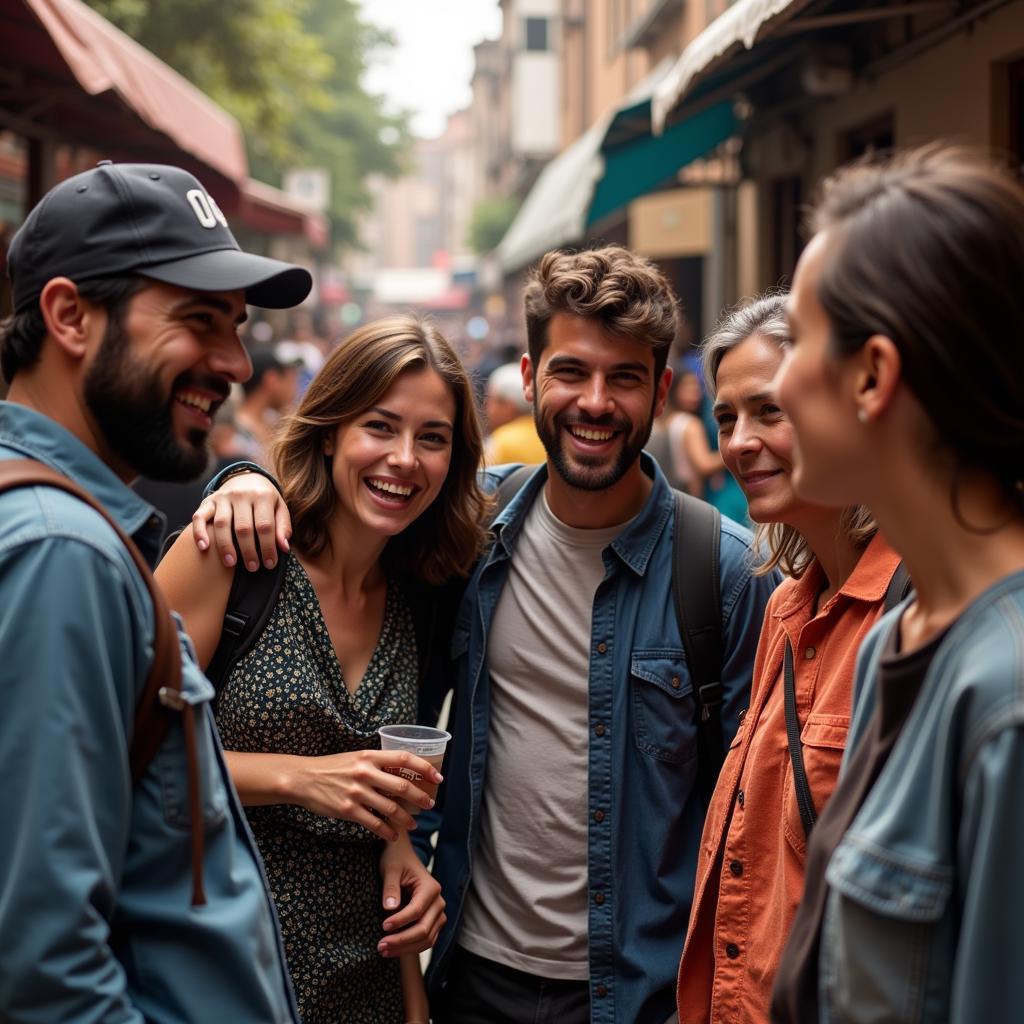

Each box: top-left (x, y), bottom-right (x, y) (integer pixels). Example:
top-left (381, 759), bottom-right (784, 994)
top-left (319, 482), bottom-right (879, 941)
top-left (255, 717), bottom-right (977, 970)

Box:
top-left (270, 315), bottom-right (491, 584)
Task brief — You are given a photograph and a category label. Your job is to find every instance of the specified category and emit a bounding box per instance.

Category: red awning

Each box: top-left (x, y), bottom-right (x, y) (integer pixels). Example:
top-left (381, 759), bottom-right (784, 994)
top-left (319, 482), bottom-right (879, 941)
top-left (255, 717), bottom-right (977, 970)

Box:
top-left (239, 179), bottom-right (330, 251)
top-left (4, 0), bottom-right (247, 187)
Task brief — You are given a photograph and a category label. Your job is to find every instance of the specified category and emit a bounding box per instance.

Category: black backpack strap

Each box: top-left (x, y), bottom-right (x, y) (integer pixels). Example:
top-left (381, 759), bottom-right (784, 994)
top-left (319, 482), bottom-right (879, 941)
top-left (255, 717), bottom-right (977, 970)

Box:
top-left (883, 561), bottom-right (913, 612)
top-left (783, 639), bottom-right (818, 838)
top-left (205, 554), bottom-right (289, 695)
top-left (671, 490), bottom-right (724, 808)
top-left (492, 464), bottom-right (536, 521)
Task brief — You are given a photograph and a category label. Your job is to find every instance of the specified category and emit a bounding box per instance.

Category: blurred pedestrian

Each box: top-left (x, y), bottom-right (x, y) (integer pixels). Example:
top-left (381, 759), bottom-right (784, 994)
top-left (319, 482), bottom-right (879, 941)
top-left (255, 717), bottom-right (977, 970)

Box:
top-left (483, 361), bottom-right (545, 465)
top-left (647, 365), bottom-right (723, 495)
top-left (772, 145), bottom-right (1024, 1023)
top-left (234, 345), bottom-right (303, 464)
top-left (0, 160), bottom-right (310, 1022)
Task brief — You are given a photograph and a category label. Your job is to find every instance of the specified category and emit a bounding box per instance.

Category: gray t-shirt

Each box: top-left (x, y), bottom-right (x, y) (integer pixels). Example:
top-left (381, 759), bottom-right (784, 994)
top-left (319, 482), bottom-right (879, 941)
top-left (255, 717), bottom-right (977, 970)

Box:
top-left (458, 488), bottom-right (629, 979)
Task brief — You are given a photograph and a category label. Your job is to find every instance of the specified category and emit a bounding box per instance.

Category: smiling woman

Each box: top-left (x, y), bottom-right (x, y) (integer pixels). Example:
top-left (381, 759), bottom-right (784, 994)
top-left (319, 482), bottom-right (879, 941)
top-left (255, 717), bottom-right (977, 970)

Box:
top-left (675, 292), bottom-right (904, 1024)
top-left (155, 315), bottom-right (489, 1024)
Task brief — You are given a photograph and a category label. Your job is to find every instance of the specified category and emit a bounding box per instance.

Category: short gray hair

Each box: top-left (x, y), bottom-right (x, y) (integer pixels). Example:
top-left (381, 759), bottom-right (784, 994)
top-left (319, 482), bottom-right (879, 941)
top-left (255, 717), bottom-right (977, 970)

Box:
top-left (701, 292), bottom-right (789, 398)
top-left (488, 362), bottom-right (530, 412)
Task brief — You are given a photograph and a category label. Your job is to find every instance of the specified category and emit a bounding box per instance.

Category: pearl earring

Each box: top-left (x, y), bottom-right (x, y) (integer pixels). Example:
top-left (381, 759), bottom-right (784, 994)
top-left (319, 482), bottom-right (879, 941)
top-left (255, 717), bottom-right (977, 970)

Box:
top-left (857, 409), bottom-right (869, 425)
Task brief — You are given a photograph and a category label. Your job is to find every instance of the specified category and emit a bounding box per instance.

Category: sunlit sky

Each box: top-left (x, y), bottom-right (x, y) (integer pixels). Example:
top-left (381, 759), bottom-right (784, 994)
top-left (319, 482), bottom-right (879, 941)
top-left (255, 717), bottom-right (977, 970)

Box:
top-left (359, 0), bottom-right (502, 138)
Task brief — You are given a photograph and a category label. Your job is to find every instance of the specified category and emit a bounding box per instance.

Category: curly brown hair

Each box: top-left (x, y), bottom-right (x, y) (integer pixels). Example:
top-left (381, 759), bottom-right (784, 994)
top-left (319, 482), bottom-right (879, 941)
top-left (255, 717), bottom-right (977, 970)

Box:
top-left (271, 315), bottom-right (491, 584)
top-left (523, 245), bottom-right (679, 377)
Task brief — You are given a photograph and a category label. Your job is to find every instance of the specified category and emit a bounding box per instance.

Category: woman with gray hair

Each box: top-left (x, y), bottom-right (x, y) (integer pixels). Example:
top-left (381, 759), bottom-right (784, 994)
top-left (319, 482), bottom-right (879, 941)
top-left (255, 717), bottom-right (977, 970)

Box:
top-left (675, 292), bottom-right (906, 1024)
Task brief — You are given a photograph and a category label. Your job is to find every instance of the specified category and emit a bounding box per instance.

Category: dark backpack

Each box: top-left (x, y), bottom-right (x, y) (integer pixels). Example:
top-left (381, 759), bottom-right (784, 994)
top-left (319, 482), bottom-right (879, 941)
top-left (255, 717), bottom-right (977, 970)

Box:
top-left (492, 465), bottom-right (726, 808)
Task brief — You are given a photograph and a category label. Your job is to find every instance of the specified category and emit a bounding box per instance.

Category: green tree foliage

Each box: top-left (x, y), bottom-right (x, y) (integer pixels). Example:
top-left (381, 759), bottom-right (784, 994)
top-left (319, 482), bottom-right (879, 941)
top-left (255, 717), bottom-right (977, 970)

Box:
top-left (469, 196), bottom-right (521, 255)
top-left (89, 0), bottom-right (410, 249)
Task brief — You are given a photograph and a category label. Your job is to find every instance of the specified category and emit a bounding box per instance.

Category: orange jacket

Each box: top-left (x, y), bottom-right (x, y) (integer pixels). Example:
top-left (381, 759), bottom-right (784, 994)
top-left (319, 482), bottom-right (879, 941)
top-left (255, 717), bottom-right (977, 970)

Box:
top-left (676, 533), bottom-right (902, 1024)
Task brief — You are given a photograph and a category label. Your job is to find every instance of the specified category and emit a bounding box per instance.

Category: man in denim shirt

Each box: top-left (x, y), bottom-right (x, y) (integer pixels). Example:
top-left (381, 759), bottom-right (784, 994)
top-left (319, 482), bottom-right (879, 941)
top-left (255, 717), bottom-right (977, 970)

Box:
top-left (420, 247), bottom-right (775, 1024)
top-left (0, 162), bottom-right (310, 1022)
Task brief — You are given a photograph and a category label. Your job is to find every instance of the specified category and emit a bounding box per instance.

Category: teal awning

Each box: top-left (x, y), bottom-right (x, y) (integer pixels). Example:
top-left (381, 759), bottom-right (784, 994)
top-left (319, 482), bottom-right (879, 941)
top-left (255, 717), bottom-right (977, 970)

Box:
top-left (587, 100), bottom-right (736, 226)
top-left (497, 59), bottom-right (736, 273)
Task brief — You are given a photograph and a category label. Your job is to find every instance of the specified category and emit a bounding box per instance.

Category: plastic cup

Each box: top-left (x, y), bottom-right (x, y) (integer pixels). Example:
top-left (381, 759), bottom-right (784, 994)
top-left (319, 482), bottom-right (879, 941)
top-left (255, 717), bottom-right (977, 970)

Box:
top-left (378, 725), bottom-right (450, 814)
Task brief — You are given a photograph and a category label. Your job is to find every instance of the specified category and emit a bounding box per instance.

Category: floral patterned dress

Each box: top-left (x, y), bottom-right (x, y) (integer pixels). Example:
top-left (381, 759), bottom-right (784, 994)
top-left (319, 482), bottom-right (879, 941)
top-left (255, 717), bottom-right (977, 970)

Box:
top-left (215, 556), bottom-right (419, 1023)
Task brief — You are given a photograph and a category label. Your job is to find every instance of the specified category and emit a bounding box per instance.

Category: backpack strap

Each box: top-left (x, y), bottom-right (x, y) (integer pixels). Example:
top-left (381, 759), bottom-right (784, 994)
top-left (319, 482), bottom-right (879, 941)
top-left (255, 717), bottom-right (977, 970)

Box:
top-left (158, 526), bottom-right (290, 696)
top-left (671, 490), bottom-right (724, 809)
top-left (783, 638), bottom-right (817, 838)
top-left (492, 464), bottom-right (536, 521)
top-left (205, 556), bottom-right (289, 695)
top-left (883, 561), bottom-right (913, 612)
top-left (0, 459), bottom-right (206, 905)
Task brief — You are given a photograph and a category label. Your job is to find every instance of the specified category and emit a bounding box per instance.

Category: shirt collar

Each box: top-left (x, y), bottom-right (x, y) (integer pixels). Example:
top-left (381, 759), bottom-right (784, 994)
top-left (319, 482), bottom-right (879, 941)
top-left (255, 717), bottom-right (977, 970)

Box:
top-left (0, 402), bottom-right (165, 565)
top-left (494, 452), bottom-right (673, 577)
top-left (773, 531), bottom-right (902, 621)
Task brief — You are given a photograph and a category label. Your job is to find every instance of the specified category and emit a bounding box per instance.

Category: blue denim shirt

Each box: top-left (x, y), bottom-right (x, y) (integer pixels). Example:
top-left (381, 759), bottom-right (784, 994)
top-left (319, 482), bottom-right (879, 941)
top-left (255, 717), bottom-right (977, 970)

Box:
top-left (0, 403), bottom-right (298, 1024)
top-left (819, 571), bottom-right (1024, 1024)
top-left (419, 456), bottom-right (776, 1024)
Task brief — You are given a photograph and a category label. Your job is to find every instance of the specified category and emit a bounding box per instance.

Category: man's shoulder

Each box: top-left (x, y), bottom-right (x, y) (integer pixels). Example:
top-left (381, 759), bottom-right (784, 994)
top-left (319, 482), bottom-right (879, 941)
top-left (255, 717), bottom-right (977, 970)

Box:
top-left (0, 480), bottom-right (139, 579)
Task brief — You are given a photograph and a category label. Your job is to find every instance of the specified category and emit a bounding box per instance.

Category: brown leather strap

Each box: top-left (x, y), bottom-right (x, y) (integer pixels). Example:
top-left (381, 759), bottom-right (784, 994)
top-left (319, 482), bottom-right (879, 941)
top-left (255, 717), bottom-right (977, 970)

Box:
top-left (0, 459), bottom-right (205, 905)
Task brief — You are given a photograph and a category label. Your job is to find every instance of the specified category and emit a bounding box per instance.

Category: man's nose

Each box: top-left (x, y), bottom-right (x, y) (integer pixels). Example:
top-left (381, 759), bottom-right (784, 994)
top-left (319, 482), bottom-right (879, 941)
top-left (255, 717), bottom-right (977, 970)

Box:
top-left (209, 331), bottom-right (251, 385)
top-left (577, 376), bottom-right (614, 417)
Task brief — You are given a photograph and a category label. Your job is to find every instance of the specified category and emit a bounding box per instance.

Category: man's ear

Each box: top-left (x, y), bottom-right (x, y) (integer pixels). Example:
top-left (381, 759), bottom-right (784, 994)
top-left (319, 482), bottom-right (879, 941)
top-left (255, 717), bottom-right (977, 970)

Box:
top-left (856, 334), bottom-right (901, 424)
top-left (521, 352), bottom-right (535, 404)
top-left (38, 278), bottom-right (97, 362)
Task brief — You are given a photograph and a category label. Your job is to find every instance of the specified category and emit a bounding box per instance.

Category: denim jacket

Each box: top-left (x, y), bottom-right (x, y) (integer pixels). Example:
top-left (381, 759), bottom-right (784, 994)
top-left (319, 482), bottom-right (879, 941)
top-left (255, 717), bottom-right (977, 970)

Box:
top-left (418, 456), bottom-right (776, 1024)
top-left (820, 571), bottom-right (1024, 1023)
top-left (0, 403), bottom-right (298, 1024)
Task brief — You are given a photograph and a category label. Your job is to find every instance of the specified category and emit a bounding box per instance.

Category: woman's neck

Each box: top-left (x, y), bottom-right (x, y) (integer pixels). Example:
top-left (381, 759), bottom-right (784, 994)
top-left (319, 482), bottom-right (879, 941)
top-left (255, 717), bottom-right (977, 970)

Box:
top-left (795, 507), bottom-right (865, 612)
top-left (871, 473), bottom-right (1024, 649)
top-left (299, 518), bottom-right (388, 600)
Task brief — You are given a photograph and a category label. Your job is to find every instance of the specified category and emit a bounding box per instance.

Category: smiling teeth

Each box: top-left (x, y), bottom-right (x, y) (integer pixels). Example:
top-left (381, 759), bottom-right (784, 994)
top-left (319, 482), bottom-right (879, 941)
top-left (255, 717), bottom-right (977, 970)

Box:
top-left (177, 392), bottom-right (212, 413)
top-left (571, 427), bottom-right (614, 441)
top-left (369, 479), bottom-right (413, 497)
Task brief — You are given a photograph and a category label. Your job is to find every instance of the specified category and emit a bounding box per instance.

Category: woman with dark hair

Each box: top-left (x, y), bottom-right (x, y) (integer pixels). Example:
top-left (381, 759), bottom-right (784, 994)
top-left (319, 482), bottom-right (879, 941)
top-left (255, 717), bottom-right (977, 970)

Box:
top-left (675, 293), bottom-right (903, 1024)
top-left (158, 314), bottom-right (490, 1024)
top-left (771, 145), bottom-right (1024, 1023)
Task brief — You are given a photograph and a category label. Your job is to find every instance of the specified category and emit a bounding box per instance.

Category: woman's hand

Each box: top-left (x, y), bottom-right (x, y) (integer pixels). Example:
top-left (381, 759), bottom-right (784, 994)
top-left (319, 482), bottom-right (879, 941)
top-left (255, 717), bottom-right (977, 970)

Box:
top-left (283, 749), bottom-right (443, 842)
top-left (378, 834), bottom-right (446, 958)
top-left (191, 470), bottom-right (292, 570)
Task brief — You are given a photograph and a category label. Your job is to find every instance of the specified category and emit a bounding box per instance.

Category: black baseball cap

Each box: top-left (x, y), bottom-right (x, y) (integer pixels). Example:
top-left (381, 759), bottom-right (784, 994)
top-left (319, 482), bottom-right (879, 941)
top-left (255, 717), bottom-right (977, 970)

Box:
top-left (7, 161), bottom-right (313, 313)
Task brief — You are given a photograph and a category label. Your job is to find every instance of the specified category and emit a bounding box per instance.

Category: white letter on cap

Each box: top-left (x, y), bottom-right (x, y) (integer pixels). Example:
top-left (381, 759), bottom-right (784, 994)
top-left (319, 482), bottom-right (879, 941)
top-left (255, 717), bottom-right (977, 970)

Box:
top-left (187, 188), bottom-right (222, 229)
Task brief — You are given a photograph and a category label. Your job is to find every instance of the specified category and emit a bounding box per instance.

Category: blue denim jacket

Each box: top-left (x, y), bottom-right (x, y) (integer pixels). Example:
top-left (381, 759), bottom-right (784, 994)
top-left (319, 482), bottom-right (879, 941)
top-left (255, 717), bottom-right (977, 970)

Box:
top-left (419, 456), bottom-right (776, 1024)
top-left (820, 571), bottom-right (1024, 1023)
top-left (0, 403), bottom-right (298, 1024)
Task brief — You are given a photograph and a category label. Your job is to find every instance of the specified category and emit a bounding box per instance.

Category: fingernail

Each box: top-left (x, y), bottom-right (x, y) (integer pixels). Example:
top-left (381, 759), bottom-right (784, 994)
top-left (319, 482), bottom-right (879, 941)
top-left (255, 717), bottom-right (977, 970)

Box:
top-left (427, 798), bottom-right (435, 809)
top-left (264, 558), bottom-right (276, 569)
top-left (196, 538), bottom-right (208, 551)
top-left (224, 554), bottom-right (236, 567)
top-left (384, 897), bottom-right (399, 909)
top-left (378, 943), bottom-right (390, 956)
top-left (433, 772), bottom-right (444, 782)
top-left (247, 559), bottom-right (258, 571)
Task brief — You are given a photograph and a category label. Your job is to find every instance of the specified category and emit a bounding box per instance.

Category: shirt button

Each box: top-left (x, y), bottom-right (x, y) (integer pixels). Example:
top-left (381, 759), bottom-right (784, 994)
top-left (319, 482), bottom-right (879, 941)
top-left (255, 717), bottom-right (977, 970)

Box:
top-left (594, 809), bottom-right (605, 823)
top-left (670, 675), bottom-right (681, 688)
top-left (594, 891), bottom-right (605, 905)
top-left (729, 859), bottom-right (743, 877)
top-left (726, 942), bottom-right (740, 959)
top-left (804, 645), bottom-right (816, 659)
top-left (737, 790), bottom-right (745, 808)
top-left (595, 984), bottom-right (608, 998)
top-left (594, 723), bottom-right (606, 737)
top-left (597, 641), bottom-right (607, 654)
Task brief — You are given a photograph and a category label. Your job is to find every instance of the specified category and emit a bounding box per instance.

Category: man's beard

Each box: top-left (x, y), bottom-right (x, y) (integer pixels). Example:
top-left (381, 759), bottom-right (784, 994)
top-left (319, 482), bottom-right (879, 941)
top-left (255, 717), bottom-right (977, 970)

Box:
top-left (535, 403), bottom-right (655, 492)
top-left (84, 315), bottom-right (214, 482)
